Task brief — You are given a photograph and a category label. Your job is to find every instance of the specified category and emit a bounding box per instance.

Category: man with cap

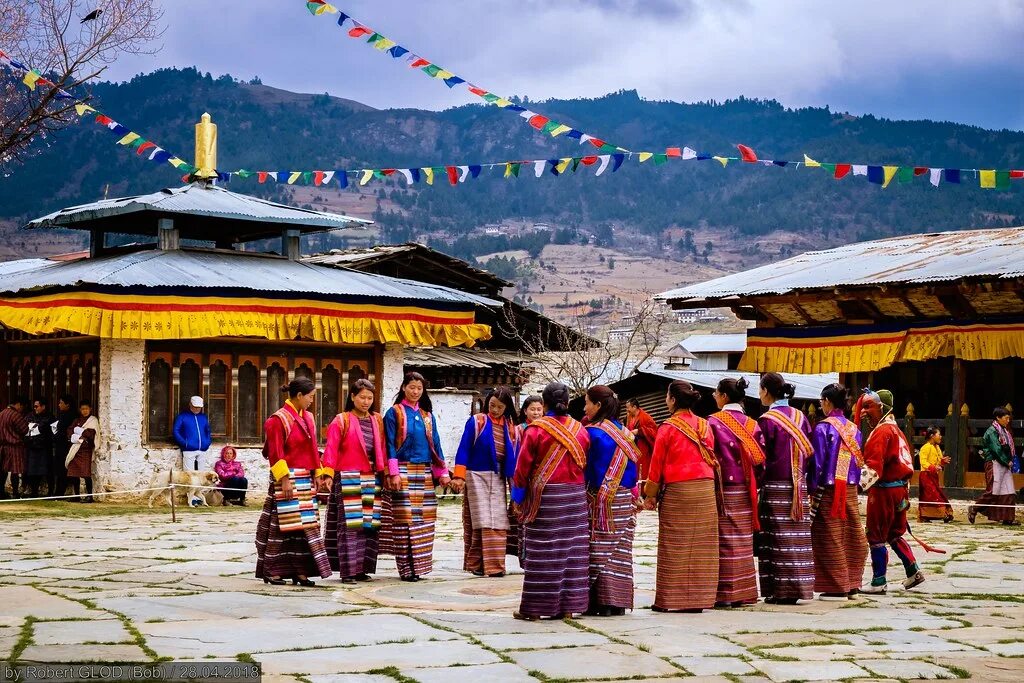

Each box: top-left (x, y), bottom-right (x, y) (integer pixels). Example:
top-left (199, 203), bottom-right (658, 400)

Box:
top-left (173, 396), bottom-right (213, 472)
top-left (855, 388), bottom-right (925, 594)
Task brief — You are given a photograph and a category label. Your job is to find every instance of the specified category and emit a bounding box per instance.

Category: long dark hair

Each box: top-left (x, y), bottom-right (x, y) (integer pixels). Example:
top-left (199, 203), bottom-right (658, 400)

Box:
top-left (586, 385), bottom-right (620, 424)
top-left (667, 380), bottom-right (701, 411)
top-left (760, 372), bottom-right (795, 400)
top-left (520, 395), bottom-right (544, 421)
top-left (542, 382), bottom-right (571, 416)
top-left (820, 383), bottom-right (849, 411)
top-left (344, 378), bottom-right (376, 412)
top-left (716, 377), bottom-right (748, 404)
top-left (484, 386), bottom-right (518, 422)
top-left (393, 371), bottom-right (432, 413)
top-left (282, 377), bottom-right (315, 399)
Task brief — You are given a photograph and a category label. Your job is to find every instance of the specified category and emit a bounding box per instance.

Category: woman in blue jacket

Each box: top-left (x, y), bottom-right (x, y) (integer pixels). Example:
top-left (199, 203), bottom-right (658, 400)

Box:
top-left (452, 387), bottom-right (519, 577)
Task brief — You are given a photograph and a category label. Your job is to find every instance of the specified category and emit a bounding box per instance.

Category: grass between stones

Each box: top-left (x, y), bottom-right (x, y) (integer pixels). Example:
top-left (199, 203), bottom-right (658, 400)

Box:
top-left (10, 617), bottom-right (36, 662)
top-left (366, 666), bottom-right (420, 683)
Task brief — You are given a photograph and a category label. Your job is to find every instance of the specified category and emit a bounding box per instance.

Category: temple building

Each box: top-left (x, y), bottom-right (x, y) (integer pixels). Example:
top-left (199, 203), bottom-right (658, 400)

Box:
top-left (658, 227), bottom-right (1024, 495)
top-left (0, 115), bottom-right (494, 495)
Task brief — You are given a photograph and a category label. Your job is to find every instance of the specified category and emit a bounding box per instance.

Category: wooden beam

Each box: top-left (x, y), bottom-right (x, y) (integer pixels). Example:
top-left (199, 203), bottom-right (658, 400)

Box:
top-left (946, 358), bottom-right (967, 489)
top-left (896, 295), bottom-right (924, 317)
top-left (937, 292), bottom-right (978, 318)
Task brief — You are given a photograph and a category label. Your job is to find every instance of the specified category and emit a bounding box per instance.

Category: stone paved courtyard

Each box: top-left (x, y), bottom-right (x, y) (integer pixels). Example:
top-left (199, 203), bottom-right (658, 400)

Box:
top-left (1, 500), bottom-right (1023, 682)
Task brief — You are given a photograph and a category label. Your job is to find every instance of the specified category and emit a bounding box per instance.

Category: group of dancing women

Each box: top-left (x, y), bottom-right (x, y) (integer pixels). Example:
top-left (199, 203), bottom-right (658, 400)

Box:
top-left (255, 370), bottom-right (927, 618)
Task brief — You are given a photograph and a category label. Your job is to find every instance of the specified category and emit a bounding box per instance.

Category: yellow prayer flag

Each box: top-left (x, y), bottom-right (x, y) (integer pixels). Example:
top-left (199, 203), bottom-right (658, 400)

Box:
top-left (423, 168), bottom-right (434, 185)
top-left (167, 157), bottom-right (186, 169)
top-left (803, 154), bottom-right (821, 168)
top-left (359, 170), bottom-right (374, 186)
top-left (74, 103), bottom-right (95, 116)
top-left (22, 70), bottom-right (40, 90)
top-left (979, 170), bottom-right (996, 188)
top-left (503, 163), bottom-right (513, 178)
top-left (549, 124), bottom-right (572, 137)
top-left (882, 165), bottom-right (898, 188)
top-left (494, 98), bottom-right (513, 108)
top-left (311, 2), bottom-right (337, 14)
top-left (117, 132), bottom-right (141, 146)
top-left (373, 38), bottom-right (397, 51)
top-left (638, 152), bottom-right (654, 163)
top-left (434, 69), bottom-right (454, 80)
top-left (288, 172), bottom-right (302, 185)
top-left (555, 158), bottom-right (572, 174)
top-left (713, 156), bottom-right (729, 167)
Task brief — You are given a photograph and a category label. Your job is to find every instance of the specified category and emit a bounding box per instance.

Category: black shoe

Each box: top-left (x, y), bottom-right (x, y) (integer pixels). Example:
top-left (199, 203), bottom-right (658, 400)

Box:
top-left (292, 577), bottom-right (317, 587)
top-left (471, 570), bottom-right (485, 577)
top-left (341, 577), bottom-right (357, 584)
top-left (354, 573), bottom-right (372, 582)
top-left (263, 577), bottom-right (286, 585)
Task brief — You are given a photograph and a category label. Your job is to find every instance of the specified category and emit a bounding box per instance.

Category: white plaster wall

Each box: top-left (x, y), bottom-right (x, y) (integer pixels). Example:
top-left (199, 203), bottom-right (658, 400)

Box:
top-left (430, 389), bottom-right (476, 470)
top-left (380, 343), bottom-right (404, 411)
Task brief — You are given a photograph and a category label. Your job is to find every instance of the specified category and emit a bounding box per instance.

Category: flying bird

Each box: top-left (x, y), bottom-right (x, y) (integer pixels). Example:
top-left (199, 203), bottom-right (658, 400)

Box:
top-left (81, 8), bottom-right (102, 23)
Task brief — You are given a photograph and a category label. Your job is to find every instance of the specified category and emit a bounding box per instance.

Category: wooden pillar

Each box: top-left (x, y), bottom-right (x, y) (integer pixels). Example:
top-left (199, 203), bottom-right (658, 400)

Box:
top-left (946, 358), bottom-right (967, 488)
top-left (157, 218), bottom-right (179, 250)
top-left (282, 229), bottom-right (301, 260)
top-left (89, 228), bottom-right (104, 258)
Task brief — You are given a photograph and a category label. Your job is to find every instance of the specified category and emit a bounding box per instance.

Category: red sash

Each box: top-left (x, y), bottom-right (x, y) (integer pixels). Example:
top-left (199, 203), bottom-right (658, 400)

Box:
top-left (711, 410), bottom-right (765, 530)
top-left (589, 420), bottom-right (640, 532)
top-left (822, 416), bottom-right (863, 519)
top-left (761, 408), bottom-right (813, 521)
top-left (519, 416), bottom-right (585, 524)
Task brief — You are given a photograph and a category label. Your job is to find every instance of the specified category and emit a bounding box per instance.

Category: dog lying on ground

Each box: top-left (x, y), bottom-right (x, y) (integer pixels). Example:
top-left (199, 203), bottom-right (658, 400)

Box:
top-left (146, 469), bottom-right (220, 508)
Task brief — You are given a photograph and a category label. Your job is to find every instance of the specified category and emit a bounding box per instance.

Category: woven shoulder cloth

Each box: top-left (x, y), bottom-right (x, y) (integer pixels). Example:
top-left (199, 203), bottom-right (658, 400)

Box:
top-left (263, 406), bottom-right (313, 461)
top-left (664, 414), bottom-right (717, 469)
top-left (761, 408), bottom-right (812, 521)
top-left (821, 416), bottom-right (863, 520)
top-left (519, 416), bottom-right (585, 524)
top-left (711, 410), bottom-right (765, 530)
top-left (393, 404), bottom-right (443, 468)
top-left (590, 420), bottom-right (640, 532)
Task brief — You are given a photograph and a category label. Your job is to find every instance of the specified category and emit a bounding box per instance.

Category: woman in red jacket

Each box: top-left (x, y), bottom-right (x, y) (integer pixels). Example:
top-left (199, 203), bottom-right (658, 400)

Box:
top-left (255, 378), bottom-right (331, 587)
top-left (321, 379), bottom-right (386, 584)
top-left (643, 380), bottom-right (719, 612)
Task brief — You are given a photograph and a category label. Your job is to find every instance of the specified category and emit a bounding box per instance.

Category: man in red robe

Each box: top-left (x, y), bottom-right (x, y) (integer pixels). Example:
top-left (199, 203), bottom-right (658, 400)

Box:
top-left (858, 389), bottom-right (924, 594)
top-left (626, 398), bottom-right (658, 480)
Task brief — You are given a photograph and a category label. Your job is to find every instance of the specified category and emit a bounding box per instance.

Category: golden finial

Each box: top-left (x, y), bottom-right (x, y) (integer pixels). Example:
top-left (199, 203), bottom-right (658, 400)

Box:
top-left (194, 112), bottom-right (218, 180)
top-left (960, 403), bottom-right (970, 417)
top-left (905, 402), bottom-right (915, 418)
top-left (946, 403), bottom-right (953, 417)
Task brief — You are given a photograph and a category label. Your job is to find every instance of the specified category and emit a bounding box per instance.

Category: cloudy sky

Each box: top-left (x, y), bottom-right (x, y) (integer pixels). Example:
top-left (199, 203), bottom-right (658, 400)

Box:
top-left (105, 0), bottom-right (1024, 130)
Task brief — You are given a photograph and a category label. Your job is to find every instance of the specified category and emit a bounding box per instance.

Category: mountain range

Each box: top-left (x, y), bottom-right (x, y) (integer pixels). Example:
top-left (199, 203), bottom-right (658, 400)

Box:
top-left (2, 67), bottom-right (1022, 258)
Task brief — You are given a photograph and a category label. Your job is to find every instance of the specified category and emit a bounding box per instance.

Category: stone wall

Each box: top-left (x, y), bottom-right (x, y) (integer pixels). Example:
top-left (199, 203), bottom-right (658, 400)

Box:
top-left (430, 389), bottom-right (476, 469)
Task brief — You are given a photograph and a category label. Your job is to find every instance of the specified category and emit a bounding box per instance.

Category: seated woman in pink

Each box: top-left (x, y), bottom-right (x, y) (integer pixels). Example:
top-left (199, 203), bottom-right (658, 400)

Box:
top-left (214, 446), bottom-right (248, 506)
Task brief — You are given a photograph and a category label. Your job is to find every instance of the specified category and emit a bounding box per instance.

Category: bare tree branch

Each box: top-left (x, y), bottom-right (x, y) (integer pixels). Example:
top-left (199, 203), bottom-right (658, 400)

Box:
top-left (498, 294), bottom-right (667, 398)
top-left (1, 0), bottom-right (164, 170)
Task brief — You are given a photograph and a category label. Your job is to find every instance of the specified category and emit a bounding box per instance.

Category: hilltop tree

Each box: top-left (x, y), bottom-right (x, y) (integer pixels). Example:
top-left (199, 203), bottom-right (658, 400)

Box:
top-left (1, 0), bottom-right (163, 170)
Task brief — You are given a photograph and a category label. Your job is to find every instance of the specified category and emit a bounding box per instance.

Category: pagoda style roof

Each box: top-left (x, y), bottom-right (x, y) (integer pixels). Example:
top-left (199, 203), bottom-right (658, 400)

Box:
top-left (26, 183), bottom-right (371, 244)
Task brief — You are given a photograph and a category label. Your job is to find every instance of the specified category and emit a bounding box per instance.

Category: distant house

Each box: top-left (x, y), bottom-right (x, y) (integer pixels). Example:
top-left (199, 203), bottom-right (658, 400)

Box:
top-left (664, 343), bottom-right (696, 369)
top-left (674, 333), bottom-right (748, 371)
top-left (607, 327), bottom-right (636, 342)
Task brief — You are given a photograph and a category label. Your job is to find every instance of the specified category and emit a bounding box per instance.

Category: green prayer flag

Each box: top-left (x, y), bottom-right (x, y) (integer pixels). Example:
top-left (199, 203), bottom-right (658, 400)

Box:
top-left (540, 121), bottom-right (560, 135)
top-left (896, 167), bottom-right (914, 184)
top-left (653, 154), bottom-right (668, 166)
top-left (820, 163), bottom-right (836, 175)
top-left (510, 162), bottom-right (521, 177)
top-left (422, 64), bottom-right (442, 77)
top-left (598, 143), bottom-right (618, 153)
top-left (571, 158), bottom-right (582, 172)
top-left (997, 171), bottom-right (1011, 190)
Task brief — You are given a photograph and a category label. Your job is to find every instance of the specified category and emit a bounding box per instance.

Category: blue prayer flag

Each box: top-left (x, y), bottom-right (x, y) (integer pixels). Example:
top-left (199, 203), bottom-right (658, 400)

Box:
top-left (944, 168), bottom-right (961, 184)
top-left (772, 160), bottom-right (788, 167)
top-left (409, 168), bottom-right (421, 183)
top-left (276, 172), bottom-right (289, 183)
top-left (443, 76), bottom-right (465, 88)
top-left (565, 129), bottom-right (583, 140)
top-left (611, 154), bottom-right (625, 172)
top-left (337, 11), bottom-right (349, 26)
top-left (150, 150), bottom-right (171, 165)
top-left (388, 45), bottom-right (409, 59)
top-left (469, 165), bottom-right (481, 178)
top-left (109, 124), bottom-right (129, 137)
top-left (867, 166), bottom-right (884, 184)
top-left (337, 171), bottom-right (348, 188)
top-left (696, 154), bottom-right (712, 161)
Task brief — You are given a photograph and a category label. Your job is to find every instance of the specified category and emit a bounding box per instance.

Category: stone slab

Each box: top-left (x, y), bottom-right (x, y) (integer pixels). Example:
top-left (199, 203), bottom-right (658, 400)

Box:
top-left (987, 641), bottom-right (1024, 656)
top-left (673, 656), bottom-right (755, 676)
top-left (401, 663), bottom-right (537, 683)
top-left (255, 639), bottom-right (499, 675)
top-left (96, 592), bottom-right (359, 623)
top-left (32, 619), bottom-right (130, 645)
top-left (750, 660), bottom-right (870, 682)
top-left (141, 560), bottom-right (252, 576)
top-left (0, 586), bottom-right (96, 620)
top-left (507, 643), bottom-right (679, 680)
top-left (18, 644), bottom-right (150, 663)
top-left (861, 659), bottom-right (956, 680)
top-left (475, 631), bottom-right (609, 650)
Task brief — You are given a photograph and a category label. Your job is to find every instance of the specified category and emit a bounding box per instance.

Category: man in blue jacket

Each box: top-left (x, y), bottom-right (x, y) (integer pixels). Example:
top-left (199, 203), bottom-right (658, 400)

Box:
top-left (174, 396), bottom-right (212, 471)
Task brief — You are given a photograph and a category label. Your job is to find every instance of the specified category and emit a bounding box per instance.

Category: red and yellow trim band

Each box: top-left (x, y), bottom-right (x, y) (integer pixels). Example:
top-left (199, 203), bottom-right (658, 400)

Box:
top-left (739, 318), bottom-right (1024, 373)
top-left (0, 290), bottom-right (491, 347)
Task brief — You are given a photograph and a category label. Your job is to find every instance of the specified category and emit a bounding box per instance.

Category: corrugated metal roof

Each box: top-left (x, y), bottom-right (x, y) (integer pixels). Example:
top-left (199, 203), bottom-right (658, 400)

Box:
top-left (26, 183), bottom-right (372, 232)
top-left (678, 333), bottom-right (748, 354)
top-left (0, 258), bottom-right (54, 276)
top-left (0, 248), bottom-right (497, 307)
top-left (405, 347), bottom-right (524, 368)
top-left (639, 362), bottom-right (837, 401)
top-left (305, 243), bottom-right (513, 289)
top-left (658, 226), bottom-right (1024, 302)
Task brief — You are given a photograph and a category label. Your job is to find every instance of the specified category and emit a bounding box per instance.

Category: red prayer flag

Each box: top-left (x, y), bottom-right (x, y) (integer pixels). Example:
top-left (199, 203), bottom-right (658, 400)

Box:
top-left (737, 144), bottom-right (758, 162)
top-left (467, 86), bottom-right (488, 97)
top-left (348, 26), bottom-right (372, 38)
top-left (1010, 170), bottom-right (1024, 179)
top-left (834, 163), bottom-right (852, 179)
top-left (913, 166), bottom-right (929, 176)
top-left (527, 114), bottom-right (549, 129)
top-left (446, 166), bottom-right (458, 185)
top-left (257, 172), bottom-right (268, 184)
top-left (136, 141), bottom-right (157, 156)
top-left (409, 58), bottom-right (430, 68)
top-left (313, 171), bottom-right (325, 186)
top-left (95, 114), bottom-right (113, 126)
top-left (581, 156), bottom-right (599, 166)
top-left (588, 137), bottom-right (606, 149)
top-left (382, 168), bottom-right (396, 176)
top-left (666, 147), bottom-right (682, 158)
